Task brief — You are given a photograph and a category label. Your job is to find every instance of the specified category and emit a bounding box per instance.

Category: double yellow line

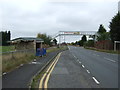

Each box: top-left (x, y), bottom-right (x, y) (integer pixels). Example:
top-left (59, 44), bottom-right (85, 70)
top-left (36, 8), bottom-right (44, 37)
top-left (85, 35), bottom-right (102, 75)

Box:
top-left (39, 52), bottom-right (62, 89)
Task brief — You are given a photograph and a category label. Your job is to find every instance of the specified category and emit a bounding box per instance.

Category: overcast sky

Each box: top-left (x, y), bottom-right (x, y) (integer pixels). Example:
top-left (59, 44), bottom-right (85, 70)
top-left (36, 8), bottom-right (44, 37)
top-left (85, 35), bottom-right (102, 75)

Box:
top-left (0, 0), bottom-right (119, 42)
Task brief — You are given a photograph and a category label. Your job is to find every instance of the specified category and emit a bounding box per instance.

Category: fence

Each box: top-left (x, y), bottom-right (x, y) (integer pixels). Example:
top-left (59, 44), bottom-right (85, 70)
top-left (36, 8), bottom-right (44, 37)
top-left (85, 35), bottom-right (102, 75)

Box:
top-left (1, 49), bottom-right (35, 61)
top-left (94, 40), bottom-right (113, 50)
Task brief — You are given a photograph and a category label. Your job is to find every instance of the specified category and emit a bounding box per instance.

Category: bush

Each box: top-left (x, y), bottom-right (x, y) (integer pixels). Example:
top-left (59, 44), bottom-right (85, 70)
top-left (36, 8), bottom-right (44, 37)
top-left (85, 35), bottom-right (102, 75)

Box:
top-left (84, 40), bottom-right (94, 47)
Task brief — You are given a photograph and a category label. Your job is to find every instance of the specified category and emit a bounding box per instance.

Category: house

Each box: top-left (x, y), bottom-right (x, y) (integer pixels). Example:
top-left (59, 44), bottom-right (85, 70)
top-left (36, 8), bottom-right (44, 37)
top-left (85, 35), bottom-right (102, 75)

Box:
top-left (9, 37), bottom-right (44, 51)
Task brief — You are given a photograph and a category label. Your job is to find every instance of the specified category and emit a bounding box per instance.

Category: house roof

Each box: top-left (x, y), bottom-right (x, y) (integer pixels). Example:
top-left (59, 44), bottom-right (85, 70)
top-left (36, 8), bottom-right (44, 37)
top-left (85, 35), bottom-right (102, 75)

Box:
top-left (10, 37), bottom-right (44, 43)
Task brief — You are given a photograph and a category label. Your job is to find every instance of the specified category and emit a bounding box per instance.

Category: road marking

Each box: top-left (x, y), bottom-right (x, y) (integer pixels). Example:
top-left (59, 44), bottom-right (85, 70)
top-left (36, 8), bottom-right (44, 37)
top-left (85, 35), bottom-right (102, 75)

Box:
top-left (86, 70), bottom-right (90, 74)
top-left (79, 61), bottom-right (81, 64)
top-left (44, 52), bottom-right (62, 88)
top-left (39, 52), bottom-right (62, 89)
top-left (92, 77), bottom-right (100, 84)
top-left (39, 53), bottom-right (59, 88)
top-left (82, 65), bottom-right (85, 68)
top-left (104, 57), bottom-right (116, 62)
top-left (74, 55), bottom-right (76, 58)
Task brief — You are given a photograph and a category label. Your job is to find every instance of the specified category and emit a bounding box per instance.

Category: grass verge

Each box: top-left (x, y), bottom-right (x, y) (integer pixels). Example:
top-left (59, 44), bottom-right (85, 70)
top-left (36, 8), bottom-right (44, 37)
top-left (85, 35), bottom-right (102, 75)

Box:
top-left (0, 45), bottom-right (15, 52)
top-left (84, 47), bottom-right (120, 54)
top-left (47, 46), bottom-right (68, 53)
top-left (2, 53), bottom-right (37, 73)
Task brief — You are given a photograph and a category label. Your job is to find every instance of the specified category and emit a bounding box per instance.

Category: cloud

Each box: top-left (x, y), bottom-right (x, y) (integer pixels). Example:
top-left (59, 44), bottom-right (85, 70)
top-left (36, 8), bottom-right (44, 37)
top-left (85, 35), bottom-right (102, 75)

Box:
top-left (0, 0), bottom-right (119, 43)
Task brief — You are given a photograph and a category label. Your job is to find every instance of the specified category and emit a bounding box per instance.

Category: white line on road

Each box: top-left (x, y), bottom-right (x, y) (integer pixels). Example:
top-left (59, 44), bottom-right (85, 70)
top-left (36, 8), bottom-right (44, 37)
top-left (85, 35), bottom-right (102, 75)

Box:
top-left (104, 57), bottom-right (116, 62)
top-left (86, 70), bottom-right (90, 74)
top-left (73, 55), bottom-right (77, 59)
top-left (79, 61), bottom-right (81, 64)
top-left (82, 65), bottom-right (85, 68)
top-left (92, 77), bottom-right (100, 84)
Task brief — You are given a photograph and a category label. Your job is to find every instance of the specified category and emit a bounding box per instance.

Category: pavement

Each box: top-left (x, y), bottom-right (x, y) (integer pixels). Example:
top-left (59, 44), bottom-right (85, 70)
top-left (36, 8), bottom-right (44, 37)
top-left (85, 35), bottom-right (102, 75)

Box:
top-left (2, 50), bottom-right (62, 88)
top-left (48, 46), bottom-right (119, 88)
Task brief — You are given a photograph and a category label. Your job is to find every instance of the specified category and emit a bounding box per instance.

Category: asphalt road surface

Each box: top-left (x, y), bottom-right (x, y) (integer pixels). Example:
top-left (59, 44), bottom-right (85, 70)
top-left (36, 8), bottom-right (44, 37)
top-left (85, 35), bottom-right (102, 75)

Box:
top-left (2, 50), bottom-right (61, 88)
top-left (48, 46), bottom-right (118, 88)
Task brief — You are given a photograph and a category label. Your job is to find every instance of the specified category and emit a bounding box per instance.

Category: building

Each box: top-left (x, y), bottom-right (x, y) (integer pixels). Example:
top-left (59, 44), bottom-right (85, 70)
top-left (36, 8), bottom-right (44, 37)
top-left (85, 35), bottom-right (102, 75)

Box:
top-left (9, 37), bottom-right (44, 51)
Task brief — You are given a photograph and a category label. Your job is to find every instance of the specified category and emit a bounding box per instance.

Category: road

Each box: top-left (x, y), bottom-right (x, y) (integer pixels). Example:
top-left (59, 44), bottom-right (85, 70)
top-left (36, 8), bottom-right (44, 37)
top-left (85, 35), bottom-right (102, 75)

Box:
top-left (48, 46), bottom-right (118, 88)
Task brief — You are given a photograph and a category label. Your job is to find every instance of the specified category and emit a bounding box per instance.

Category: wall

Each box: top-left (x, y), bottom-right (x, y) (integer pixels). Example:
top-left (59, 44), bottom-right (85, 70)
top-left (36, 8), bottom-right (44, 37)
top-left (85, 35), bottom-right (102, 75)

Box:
top-left (15, 41), bottom-right (34, 50)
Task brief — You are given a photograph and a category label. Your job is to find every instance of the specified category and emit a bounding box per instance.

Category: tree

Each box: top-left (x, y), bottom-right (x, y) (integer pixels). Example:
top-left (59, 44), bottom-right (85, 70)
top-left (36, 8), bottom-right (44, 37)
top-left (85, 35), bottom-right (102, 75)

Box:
top-left (78, 35), bottom-right (87, 46)
top-left (53, 39), bottom-right (57, 45)
top-left (0, 31), bottom-right (11, 46)
top-left (37, 33), bottom-right (52, 45)
top-left (81, 35), bottom-right (87, 42)
top-left (89, 35), bottom-right (96, 41)
top-left (96, 24), bottom-right (110, 41)
top-left (97, 32), bottom-right (110, 41)
top-left (8, 31), bottom-right (11, 41)
top-left (97, 24), bottom-right (106, 34)
top-left (84, 40), bottom-right (94, 47)
top-left (109, 12), bottom-right (120, 42)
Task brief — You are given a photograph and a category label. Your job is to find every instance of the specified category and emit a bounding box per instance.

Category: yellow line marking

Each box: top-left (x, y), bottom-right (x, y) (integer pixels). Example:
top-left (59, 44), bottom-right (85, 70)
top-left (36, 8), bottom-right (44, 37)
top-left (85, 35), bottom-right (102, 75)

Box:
top-left (39, 55), bottom-right (59, 88)
top-left (39, 53), bottom-right (61, 89)
top-left (44, 52), bottom-right (62, 89)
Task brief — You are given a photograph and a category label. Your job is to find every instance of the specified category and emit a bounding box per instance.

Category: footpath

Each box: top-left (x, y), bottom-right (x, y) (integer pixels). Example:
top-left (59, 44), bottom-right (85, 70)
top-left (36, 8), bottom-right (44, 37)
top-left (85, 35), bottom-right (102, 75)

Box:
top-left (2, 50), bottom-right (63, 88)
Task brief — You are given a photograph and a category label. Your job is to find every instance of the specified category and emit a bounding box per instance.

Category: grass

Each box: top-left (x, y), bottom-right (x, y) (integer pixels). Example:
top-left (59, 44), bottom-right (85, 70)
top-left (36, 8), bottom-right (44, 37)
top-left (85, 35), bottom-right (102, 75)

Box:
top-left (2, 46), bottom-right (68, 73)
top-left (0, 45), bottom-right (15, 52)
top-left (2, 52), bottom-right (37, 73)
top-left (30, 69), bottom-right (46, 89)
top-left (84, 47), bottom-right (120, 54)
top-left (47, 46), bottom-right (68, 53)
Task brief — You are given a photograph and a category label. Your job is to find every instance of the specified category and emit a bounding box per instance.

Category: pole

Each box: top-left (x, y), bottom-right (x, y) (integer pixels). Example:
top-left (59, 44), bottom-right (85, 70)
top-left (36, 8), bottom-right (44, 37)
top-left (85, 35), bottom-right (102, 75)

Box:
top-left (41, 42), bottom-right (42, 48)
top-left (59, 34), bottom-right (61, 47)
top-left (114, 41), bottom-right (116, 51)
